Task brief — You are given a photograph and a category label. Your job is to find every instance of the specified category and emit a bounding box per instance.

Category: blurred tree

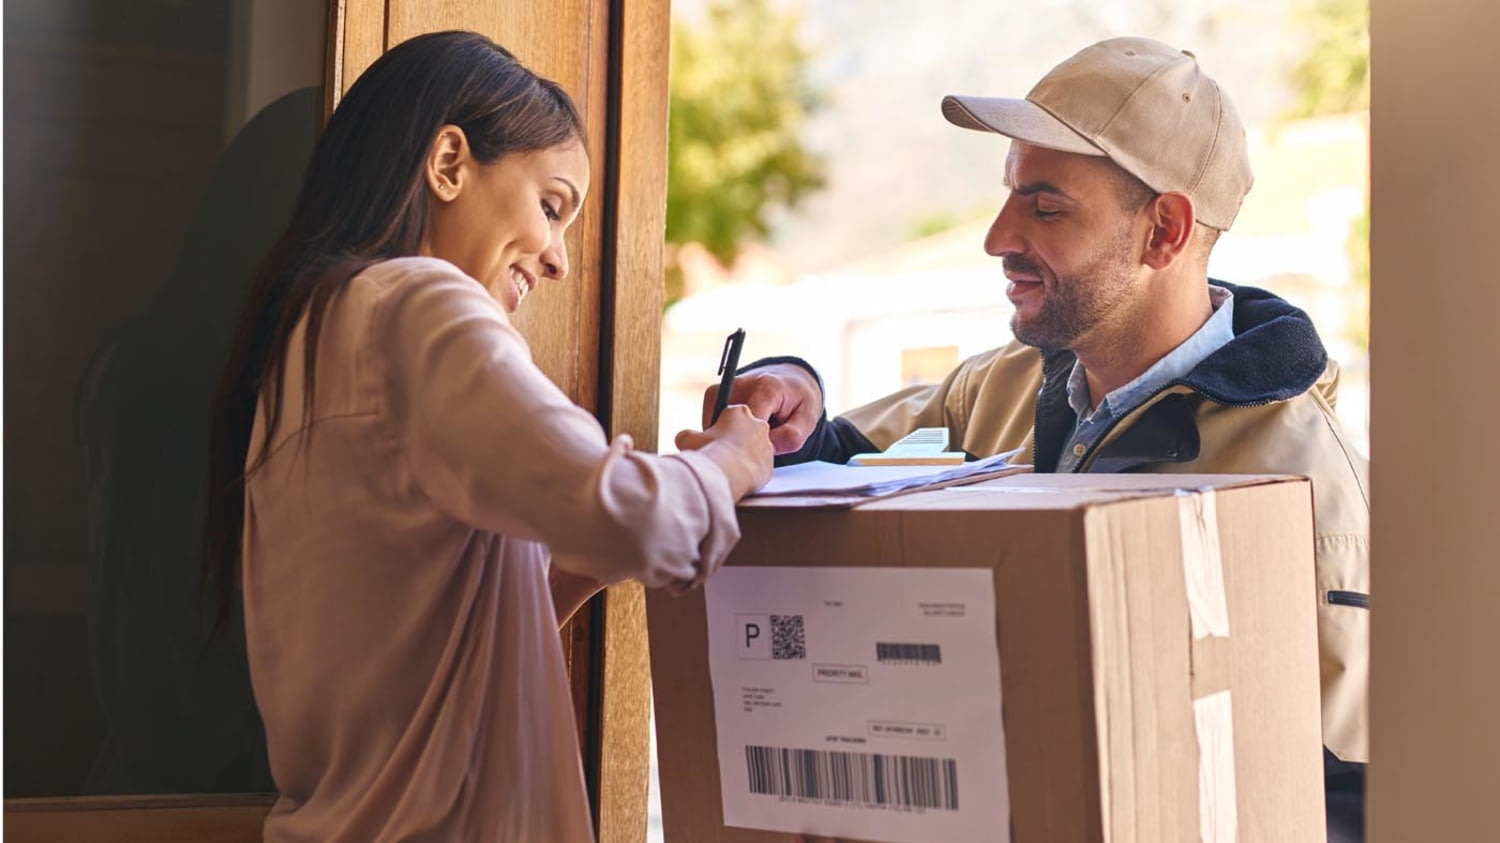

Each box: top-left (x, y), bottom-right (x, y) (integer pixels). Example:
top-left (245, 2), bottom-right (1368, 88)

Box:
top-left (665, 0), bottom-right (827, 303)
top-left (1286, 0), bottom-right (1369, 119)
top-left (1286, 0), bottom-right (1369, 350)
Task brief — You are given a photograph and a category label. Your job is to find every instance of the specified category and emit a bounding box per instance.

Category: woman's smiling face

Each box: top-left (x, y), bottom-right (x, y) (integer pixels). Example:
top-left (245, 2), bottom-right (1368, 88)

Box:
top-left (422, 132), bottom-right (590, 312)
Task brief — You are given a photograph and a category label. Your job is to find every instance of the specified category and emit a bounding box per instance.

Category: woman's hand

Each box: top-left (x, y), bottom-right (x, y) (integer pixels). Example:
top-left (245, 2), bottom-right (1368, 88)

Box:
top-left (674, 404), bottom-right (773, 500)
top-left (701, 363), bottom-right (823, 455)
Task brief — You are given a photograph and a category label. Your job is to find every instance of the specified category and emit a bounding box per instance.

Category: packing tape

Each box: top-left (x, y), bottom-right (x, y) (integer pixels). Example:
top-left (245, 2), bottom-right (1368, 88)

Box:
top-left (1181, 491), bottom-right (1236, 841)
top-left (1194, 690), bottom-right (1239, 842)
top-left (1177, 491), bottom-right (1230, 640)
top-left (1190, 635), bottom-right (1232, 700)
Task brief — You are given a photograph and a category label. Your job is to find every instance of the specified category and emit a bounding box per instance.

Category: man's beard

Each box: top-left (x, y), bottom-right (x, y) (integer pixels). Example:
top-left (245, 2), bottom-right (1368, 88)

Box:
top-left (1007, 226), bottom-right (1139, 353)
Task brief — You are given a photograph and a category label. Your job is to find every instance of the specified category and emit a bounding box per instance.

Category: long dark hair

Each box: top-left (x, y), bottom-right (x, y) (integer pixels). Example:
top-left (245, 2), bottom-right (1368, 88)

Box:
top-left (204, 31), bottom-right (584, 622)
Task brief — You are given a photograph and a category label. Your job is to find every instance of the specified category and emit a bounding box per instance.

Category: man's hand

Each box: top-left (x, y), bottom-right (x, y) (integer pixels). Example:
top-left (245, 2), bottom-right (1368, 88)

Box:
top-left (674, 405), bottom-right (774, 500)
top-left (701, 363), bottom-right (823, 456)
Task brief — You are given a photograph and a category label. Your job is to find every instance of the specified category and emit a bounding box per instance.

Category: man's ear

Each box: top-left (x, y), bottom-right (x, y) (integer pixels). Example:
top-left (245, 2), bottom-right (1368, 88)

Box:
top-left (424, 125), bottom-right (470, 202)
top-left (1142, 192), bottom-right (1195, 270)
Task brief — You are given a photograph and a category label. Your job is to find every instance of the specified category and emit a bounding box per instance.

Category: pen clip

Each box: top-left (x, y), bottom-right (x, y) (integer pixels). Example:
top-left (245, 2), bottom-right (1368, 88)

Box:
top-left (718, 328), bottom-right (743, 375)
top-left (718, 332), bottom-right (734, 375)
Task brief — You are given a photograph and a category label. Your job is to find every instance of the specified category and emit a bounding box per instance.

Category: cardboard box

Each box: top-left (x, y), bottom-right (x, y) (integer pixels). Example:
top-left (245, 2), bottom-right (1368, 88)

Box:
top-left (648, 473), bottom-right (1326, 842)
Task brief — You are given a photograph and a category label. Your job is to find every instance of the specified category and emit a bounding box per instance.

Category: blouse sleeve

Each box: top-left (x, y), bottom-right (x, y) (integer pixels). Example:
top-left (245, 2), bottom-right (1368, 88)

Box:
top-left (375, 260), bottom-right (740, 589)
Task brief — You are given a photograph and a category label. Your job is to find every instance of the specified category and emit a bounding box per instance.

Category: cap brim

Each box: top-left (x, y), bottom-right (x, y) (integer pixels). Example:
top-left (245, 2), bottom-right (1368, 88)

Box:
top-left (941, 95), bottom-right (1106, 157)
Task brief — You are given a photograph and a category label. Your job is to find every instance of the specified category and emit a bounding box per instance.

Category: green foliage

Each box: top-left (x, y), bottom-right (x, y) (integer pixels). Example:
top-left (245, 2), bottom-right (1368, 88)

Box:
top-left (1286, 0), bottom-right (1370, 351)
top-left (906, 202), bottom-right (999, 242)
top-left (666, 0), bottom-right (827, 298)
top-left (908, 212), bottom-right (958, 241)
top-left (1347, 205), bottom-right (1369, 293)
top-left (1346, 203), bottom-right (1370, 349)
top-left (1285, 0), bottom-right (1369, 119)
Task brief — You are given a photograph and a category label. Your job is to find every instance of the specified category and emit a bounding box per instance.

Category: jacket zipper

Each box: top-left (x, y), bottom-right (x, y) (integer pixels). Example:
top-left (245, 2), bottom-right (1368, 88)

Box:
top-left (1070, 382), bottom-right (1279, 473)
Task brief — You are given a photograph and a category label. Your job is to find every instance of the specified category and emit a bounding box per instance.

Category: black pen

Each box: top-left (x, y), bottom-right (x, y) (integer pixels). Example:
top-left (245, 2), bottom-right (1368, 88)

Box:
top-left (711, 328), bottom-right (746, 425)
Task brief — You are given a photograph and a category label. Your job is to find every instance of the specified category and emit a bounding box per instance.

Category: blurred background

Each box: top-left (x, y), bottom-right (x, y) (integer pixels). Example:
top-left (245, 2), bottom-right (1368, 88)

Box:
top-left (651, 0), bottom-right (1369, 836)
top-left (657, 0), bottom-right (1369, 450)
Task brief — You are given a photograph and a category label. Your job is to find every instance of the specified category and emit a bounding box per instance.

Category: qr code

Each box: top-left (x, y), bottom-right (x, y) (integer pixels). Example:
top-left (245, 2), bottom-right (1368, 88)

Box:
top-left (770, 614), bottom-right (806, 660)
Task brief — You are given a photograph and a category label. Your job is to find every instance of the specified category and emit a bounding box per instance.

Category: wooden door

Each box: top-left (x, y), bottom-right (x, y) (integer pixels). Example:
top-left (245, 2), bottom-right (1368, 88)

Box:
top-left (3, 0), bottom-right (668, 839)
top-left (331, 2), bottom-right (670, 839)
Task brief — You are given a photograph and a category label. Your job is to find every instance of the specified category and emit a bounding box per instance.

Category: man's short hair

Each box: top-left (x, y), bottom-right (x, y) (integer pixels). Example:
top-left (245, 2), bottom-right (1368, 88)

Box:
top-left (1110, 166), bottom-right (1157, 214)
top-left (1106, 164), bottom-right (1221, 260)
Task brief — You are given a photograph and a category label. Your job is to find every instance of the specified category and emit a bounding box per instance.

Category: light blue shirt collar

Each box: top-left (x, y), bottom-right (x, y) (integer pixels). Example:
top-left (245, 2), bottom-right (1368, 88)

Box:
top-left (1068, 286), bottom-right (1235, 423)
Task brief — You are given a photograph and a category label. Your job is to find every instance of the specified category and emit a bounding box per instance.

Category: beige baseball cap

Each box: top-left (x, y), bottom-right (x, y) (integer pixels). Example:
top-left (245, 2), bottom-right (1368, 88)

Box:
top-left (941, 36), bottom-right (1253, 230)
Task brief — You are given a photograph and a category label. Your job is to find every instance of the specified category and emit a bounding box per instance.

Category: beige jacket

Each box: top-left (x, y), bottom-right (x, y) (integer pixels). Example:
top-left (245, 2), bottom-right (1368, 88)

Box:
top-left (840, 328), bottom-right (1370, 765)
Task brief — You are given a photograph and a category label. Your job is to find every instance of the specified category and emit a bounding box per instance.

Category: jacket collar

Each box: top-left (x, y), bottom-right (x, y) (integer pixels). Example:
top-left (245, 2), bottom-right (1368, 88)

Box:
top-left (1033, 281), bottom-right (1328, 472)
top-left (1184, 280), bottom-right (1329, 405)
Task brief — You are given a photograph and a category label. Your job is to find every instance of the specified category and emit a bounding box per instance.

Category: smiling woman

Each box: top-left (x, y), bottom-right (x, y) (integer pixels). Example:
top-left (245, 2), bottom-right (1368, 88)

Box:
top-left (202, 30), bottom-right (773, 842)
top-left (420, 138), bottom-right (590, 312)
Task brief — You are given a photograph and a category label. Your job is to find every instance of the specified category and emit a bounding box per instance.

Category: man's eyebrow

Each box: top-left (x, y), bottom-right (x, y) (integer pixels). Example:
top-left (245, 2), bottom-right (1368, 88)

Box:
top-left (1005, 179), bottom-right (1074, 201)
top-left (552, 177), bottom-right (581, 211)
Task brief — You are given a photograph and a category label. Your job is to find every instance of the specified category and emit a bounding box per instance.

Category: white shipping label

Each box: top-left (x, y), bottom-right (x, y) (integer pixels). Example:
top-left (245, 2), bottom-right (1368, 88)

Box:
top-left (704, 566), bottom-right (1010, 843)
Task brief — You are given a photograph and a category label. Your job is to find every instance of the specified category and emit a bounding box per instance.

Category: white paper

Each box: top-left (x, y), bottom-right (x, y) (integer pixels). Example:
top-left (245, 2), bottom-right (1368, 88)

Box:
top-left (886, 427), bottom-right (950, 453)
top-left (754, 449), bottom-right (1022, 497)
top-left (847, 428), bottom-right (967, 466)
top-left (704, 567), bottom-right (1009, 843)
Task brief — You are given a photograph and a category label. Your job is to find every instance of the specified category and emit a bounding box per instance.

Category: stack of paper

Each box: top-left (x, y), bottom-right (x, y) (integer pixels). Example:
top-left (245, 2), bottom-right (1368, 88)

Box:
top-left (748, 449), bottom-right (1029, 507)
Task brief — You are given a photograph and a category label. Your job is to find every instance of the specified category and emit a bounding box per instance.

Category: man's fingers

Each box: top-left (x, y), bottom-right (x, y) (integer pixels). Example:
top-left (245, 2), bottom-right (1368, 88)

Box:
top-left (763, 392), bottom-right (817, 454)
top-left (768, 422), bottom-right (811, 455)
top-left (702, 367), bottom-right (822, 449)
top-left (706, 378), bottom-right (778, 429)
top-left (742, 387), bottom-right (787, 426)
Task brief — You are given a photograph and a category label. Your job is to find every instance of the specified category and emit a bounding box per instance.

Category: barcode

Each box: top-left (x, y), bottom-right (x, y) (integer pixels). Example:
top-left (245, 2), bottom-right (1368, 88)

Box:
top-left (876, 642), bottom-right (942, 664)
top-left (744, 745), bottom-right (959, 810)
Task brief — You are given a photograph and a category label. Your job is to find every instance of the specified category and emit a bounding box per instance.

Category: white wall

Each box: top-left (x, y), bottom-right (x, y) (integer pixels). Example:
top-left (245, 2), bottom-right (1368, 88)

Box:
top-left (1368, 0), bottom-right (1500, 839)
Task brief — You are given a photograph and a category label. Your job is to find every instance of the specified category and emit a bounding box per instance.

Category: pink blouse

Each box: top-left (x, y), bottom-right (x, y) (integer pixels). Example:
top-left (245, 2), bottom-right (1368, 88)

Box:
top-left (243, 257), bottom-right (738, 841)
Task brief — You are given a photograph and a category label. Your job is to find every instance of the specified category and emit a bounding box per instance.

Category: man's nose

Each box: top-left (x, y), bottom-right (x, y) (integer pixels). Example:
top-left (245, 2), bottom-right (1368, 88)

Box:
top-left (983, 198), bottom-right (1023, 257)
